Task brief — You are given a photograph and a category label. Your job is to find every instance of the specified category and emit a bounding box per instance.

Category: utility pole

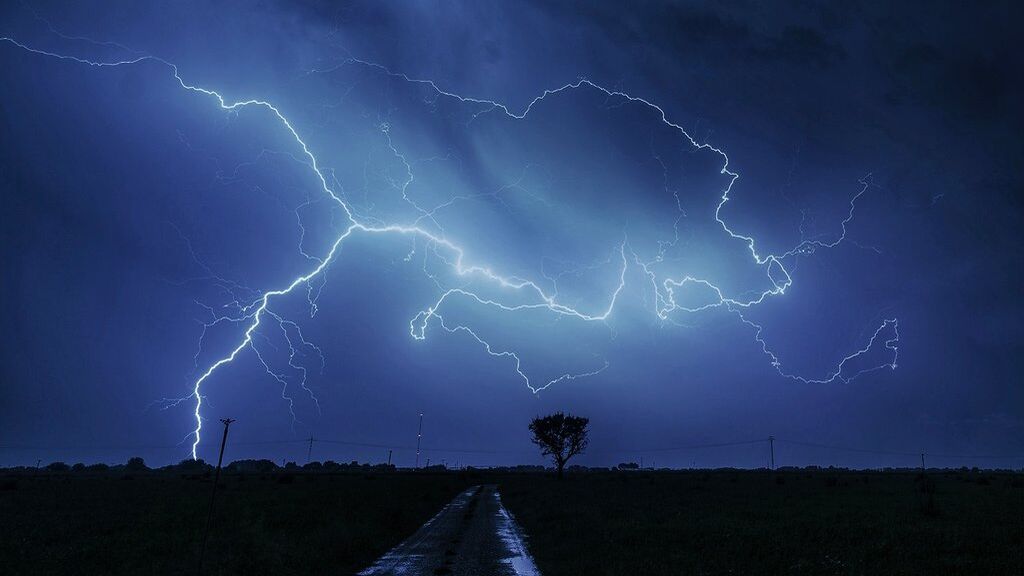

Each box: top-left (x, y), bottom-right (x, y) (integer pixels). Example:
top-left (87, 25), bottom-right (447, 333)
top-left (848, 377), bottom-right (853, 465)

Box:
top-left (387, 449), bottom-right (393, 467)
top-left (920, 452), bottom-right (925, 471)
top-left (199, 418), bottom-right (234, 575)
top-left (768, 436), bottom-right (775, 471)
top-left (415, 413), bottom-right (423, 468)
top-left (306, 435), bottom-right (314, 464)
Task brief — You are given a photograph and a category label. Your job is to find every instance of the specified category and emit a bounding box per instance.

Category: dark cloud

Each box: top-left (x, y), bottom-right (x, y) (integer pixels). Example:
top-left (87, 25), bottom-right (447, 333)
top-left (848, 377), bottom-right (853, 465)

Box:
top-left (1, 0), bottom-right (1022, 468)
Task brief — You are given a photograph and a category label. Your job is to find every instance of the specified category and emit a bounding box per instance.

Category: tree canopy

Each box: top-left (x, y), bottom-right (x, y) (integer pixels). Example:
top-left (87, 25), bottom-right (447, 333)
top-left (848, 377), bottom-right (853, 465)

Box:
top-left (529, 412), bottom-right (589, 479)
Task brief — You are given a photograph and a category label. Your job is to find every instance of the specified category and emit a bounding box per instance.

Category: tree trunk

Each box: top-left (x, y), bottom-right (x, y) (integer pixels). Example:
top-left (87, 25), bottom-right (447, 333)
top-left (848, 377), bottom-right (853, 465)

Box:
top-left (556, 460), bottom-right (565, 480)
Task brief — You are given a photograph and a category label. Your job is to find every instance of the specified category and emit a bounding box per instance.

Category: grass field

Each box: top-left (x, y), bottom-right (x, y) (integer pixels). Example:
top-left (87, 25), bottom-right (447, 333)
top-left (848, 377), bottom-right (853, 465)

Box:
top-left (500, 470), bottom-right (1024, 575)
top-left (0, 471), bottom-right (472, 575)
top-left (1, 468), bottom-right (1021, 575)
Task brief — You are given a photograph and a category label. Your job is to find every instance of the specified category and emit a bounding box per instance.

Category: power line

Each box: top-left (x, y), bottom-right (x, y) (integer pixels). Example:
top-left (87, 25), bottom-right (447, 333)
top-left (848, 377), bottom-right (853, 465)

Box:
top-left (0, 438), bottom-right (532, 455)
top-left (776, 438), bottom-right (921, 457)
top-left (415, 413), bottom-right (423, 468)
top-left (775, 438), bottom-right (1024, 460)
top-left (589, 439), bottom-right (767, 455)
top-left (3, 436), bottom-right (1023, 462)
top-left (0, 439), bottom-right (307, 451)
top-left (199, 418), bottom-right (234, 575)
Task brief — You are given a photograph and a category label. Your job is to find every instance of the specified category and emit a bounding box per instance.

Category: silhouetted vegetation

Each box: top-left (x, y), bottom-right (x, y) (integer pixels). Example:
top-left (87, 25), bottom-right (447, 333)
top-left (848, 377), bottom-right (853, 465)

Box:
top-left (124, 456), bottom-right (148, 471)
top-left (529, 412), bottom-right (589, 479)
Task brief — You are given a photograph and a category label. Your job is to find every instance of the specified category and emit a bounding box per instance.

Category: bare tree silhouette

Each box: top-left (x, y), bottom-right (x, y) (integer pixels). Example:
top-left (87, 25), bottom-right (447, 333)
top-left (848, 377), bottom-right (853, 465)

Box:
top-left (529, 412), bottom-right (589, 480)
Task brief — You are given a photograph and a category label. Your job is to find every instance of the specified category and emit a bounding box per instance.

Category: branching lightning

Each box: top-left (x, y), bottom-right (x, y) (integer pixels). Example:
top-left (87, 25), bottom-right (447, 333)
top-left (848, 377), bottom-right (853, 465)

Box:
top-left (1, 34), bottom-right (899, 459)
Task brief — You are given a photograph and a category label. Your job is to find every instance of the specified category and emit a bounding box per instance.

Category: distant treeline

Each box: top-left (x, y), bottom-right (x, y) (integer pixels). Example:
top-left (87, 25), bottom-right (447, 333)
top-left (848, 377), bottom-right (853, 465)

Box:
top-left (0, 458), bottom-right (551, 475)
top-left (1, 457), bottom-right (1020, 475)
top-left (0, 457), bottom-right (394, 475)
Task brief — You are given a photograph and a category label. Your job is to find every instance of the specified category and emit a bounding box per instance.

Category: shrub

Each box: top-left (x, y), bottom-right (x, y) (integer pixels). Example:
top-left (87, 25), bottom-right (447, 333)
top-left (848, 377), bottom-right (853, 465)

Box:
top-left (174, 458), bottom-right (210, 473)
top-left (255, 459), bottom-right (277, 473)
top-left (125, 457), bottom-right (148, 471)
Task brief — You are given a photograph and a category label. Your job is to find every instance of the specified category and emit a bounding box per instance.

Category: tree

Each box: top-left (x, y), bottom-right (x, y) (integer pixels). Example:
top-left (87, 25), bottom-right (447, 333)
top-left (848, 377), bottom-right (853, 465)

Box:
top-left (255, 459), bottom-right (278, 473)
top-left (529, 412), bottom-right (589, 480)
top-left (125, 457), bottom-right (148, 471)
top-left (174, 458), bottom-right (211, 475)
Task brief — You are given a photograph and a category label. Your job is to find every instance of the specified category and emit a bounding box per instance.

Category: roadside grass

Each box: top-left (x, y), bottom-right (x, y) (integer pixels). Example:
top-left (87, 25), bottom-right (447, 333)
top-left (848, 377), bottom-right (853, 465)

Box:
top-left (0, 472), bottom-right (472, 575)
top-left (499, 470), bottom-right (1024, 575)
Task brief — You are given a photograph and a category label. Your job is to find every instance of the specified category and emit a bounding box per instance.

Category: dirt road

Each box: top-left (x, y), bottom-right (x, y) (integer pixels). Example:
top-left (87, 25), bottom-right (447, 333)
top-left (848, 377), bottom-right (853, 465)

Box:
top-left (359, 485), bottom-right (539, 576)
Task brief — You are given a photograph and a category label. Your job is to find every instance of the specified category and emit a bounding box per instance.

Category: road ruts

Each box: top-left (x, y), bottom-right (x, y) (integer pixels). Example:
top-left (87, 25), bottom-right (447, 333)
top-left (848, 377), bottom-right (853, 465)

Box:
top-left (359, 484), bottom-right (540, 576)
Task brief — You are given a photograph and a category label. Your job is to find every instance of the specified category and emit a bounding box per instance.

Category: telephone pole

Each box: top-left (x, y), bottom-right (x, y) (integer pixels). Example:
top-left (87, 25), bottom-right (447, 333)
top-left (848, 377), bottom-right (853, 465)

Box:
top-left (387, 449), bottom-right (393, 467)
top-left (415, 413), bottom-right (423, 468)
top-left (920, 452), bottom-right (925, 471)
top-left (768, 436), bottom-right (775, 471)
top-left (306, 435), bottom-right (314, 464)
top-left (199, 418), bottom-right (234, 574)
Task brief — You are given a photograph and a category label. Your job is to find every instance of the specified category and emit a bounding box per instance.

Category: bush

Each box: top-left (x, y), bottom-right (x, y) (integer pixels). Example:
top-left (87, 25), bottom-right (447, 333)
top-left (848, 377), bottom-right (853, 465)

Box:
top-left (255, 459), bottom-right (278, 473)
top-left (125, 457), bottom-right (148, 471)
top-left (175, 458), bottom-right (209, 472)
top-left (225, 459), bottom-right (279, 473)
top-left (46, 462), bottom-right (70, 472)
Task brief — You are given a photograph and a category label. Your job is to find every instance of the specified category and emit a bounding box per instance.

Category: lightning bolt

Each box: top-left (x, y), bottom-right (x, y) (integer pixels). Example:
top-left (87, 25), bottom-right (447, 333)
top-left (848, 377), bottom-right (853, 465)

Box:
top-left (1, 34), bottom-right (899, 459)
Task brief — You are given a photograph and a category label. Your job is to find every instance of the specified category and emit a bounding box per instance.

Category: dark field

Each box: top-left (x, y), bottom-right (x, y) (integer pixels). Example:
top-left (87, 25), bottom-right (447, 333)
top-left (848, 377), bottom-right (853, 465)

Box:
top-left (501, 470), bottom-right (1024, 575)
top-left (1, 469), bottom-right (1022, 575)
top-left (0, 471), bottom-right (473, 575)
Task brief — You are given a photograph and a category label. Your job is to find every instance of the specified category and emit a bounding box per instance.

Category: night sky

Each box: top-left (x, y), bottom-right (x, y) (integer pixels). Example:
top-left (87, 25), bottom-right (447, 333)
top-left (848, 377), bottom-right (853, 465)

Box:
top-left (2, 1), bottom-right (1022, 469)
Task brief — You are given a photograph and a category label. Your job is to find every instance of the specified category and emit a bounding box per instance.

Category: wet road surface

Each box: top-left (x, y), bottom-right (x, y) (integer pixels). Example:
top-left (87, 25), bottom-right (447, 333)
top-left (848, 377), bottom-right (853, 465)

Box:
top-left (359, 485), bottom-right (539, 576)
